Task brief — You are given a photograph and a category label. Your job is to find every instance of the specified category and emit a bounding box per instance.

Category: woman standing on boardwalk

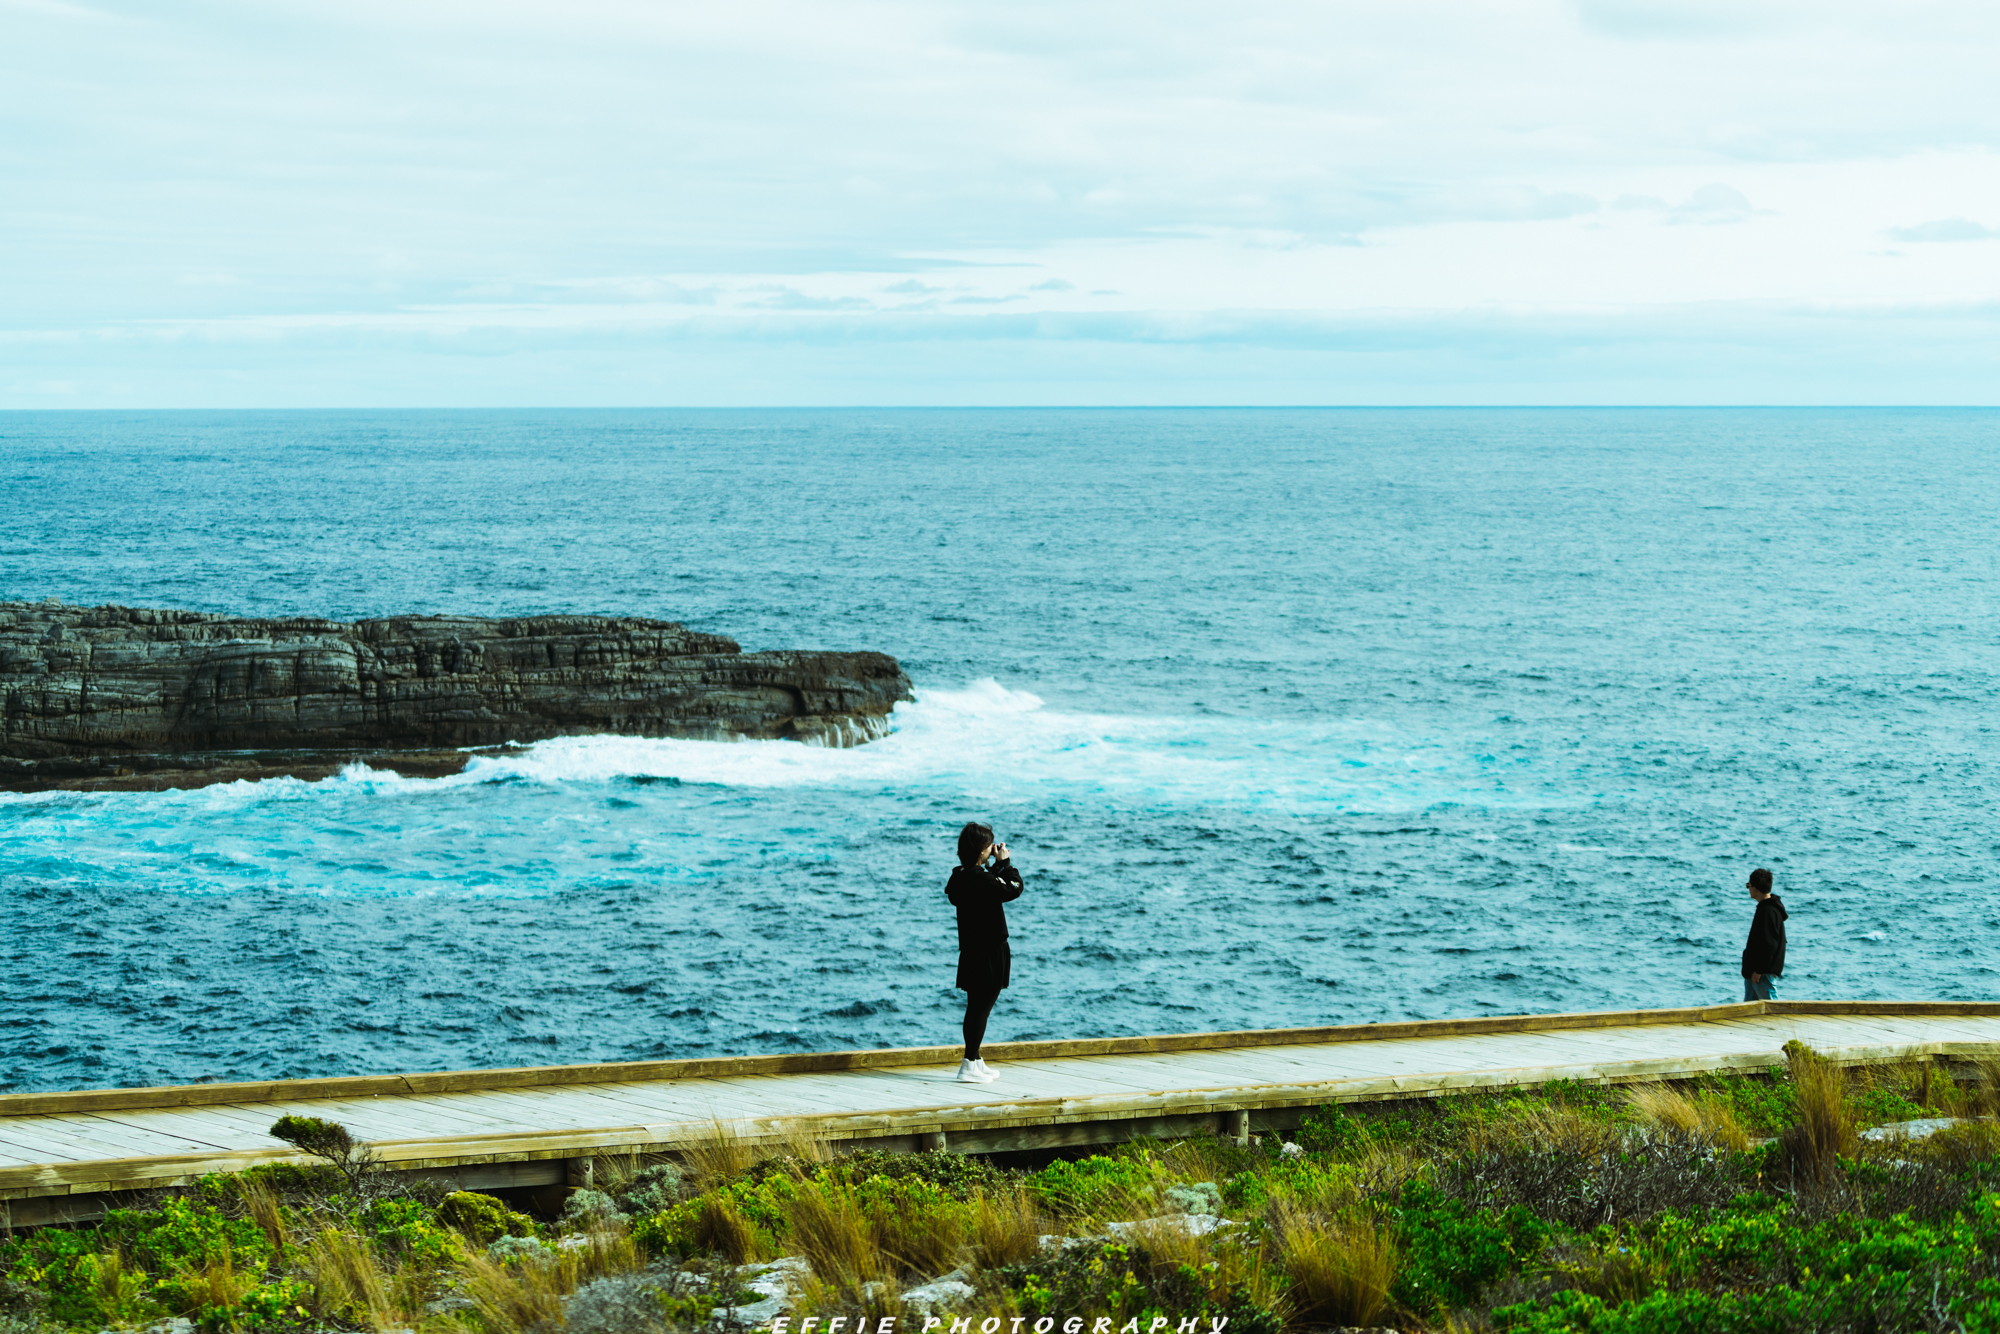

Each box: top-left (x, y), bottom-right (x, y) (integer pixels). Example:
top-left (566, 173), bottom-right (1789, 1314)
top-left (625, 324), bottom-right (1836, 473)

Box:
top-left (946, 821), bottom-right (1024, 1084)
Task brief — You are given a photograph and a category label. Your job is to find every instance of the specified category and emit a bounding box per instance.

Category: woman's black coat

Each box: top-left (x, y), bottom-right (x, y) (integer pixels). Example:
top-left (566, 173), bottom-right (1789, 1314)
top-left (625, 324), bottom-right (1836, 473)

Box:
top-left (946, 857), bottom-right (1024, 992)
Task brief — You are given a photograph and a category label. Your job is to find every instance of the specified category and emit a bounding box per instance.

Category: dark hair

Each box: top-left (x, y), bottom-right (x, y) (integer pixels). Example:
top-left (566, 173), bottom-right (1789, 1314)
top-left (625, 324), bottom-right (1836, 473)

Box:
top-left (1749, 867), bottom-right (1773, 894)
top-left (958, 822), bottom-right (994, 867)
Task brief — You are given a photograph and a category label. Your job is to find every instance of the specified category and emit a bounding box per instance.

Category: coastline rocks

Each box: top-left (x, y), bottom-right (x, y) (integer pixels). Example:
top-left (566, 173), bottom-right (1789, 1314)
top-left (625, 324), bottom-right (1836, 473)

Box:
top-left (0, 600), bottom-right (912, 791)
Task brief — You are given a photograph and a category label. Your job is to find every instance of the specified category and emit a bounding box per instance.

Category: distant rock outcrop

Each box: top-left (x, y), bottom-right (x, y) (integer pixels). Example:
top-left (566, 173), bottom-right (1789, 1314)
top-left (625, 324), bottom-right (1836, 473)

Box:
top-left (0, 601), bottom-right (911, 790)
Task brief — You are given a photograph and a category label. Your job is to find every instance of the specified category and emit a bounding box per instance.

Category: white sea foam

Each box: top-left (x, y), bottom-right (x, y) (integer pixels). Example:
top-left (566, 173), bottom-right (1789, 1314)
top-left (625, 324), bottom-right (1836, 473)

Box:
top-left (422, 677), bottom-right (1549, 814)
top-left (0, 679), bottom-right (1569, 818)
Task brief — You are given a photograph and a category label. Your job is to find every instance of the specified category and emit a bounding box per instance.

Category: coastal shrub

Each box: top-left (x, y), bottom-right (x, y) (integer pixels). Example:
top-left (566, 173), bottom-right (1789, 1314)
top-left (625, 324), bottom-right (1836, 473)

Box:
top-left (1698, 1068), bottom-right (1796, 1136)
top-left (1392, 1180), bottom-right (1550, 1312)
top-left (438, 1190), bottom-right (538, 1245)
top-left (358, 1197), bottom-right (465, 1268)
top-left (1493, 1197), bottom-right (2000, 1333)
top-left (4, 1197), bottom-right (275, 1329)
top-left (855, 1173), bottom-right (974, 1278)
top-left (564, 1264), bottom-right (721, 1334)
top-left (1435, 1118), bottom-right (1753, 1231)
top-left (563, 1188), bottom-right (624, 1228)
top-left (268, 1114), bottom-right (378, 1194)
top-left (487, 1233), bottom-right (553, 1264)
top-left (1850, 1084), bottom-right (1928, 1129)
top-left (634, 1181), bottom-right (776, 1263)
top-left (1004, 1238), bottom-right (1282, 1334)
top-left (1028, 1155), bottom-right (1159, 1219)
top-left (835, 1147), bottom-right (1003, 1199)
top-left (611, 1163), bottom-right (686, 1216)
top-left (1163, 1181), bottom-right (1224, 1216)
top-left (1542, 1078), bottom-right (1625, 1115)
top-left (195, 1161), bottom-right (344, 1203)
top-left (1297, 1105), bottom-right (1375, 1155)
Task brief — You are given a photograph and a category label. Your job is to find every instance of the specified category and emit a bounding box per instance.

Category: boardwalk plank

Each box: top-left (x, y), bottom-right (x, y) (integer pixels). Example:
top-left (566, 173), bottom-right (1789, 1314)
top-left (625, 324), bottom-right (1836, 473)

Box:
top-left (15, 1003), bottom-right (2000, 1201)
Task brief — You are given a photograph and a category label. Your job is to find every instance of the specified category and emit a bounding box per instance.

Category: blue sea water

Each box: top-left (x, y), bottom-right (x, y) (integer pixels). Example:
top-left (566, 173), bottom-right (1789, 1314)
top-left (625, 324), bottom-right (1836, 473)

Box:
top-left (2, 407), bottom-right (1996, 1094)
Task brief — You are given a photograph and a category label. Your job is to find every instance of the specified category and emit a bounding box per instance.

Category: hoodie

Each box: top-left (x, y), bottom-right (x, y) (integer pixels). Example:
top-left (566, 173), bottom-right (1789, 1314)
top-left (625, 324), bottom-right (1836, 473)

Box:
top-left (1741, 894), bottom-right (1788, 979)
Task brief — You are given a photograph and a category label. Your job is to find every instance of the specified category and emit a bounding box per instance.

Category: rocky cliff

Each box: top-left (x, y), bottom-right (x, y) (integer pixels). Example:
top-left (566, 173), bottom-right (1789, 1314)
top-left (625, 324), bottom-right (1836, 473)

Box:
top-left (0, 601), bottom-right (912, 790)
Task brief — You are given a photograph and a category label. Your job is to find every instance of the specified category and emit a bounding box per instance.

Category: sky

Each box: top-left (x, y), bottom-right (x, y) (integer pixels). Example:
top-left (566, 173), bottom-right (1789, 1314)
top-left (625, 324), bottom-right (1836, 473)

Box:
top-left (3, 0), bottom-right (1999, 406)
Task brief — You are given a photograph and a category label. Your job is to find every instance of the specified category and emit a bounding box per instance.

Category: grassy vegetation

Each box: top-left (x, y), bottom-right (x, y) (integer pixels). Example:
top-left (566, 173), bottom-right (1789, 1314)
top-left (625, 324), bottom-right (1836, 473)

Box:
top-left (7, 1051), bottom-right (2000, 1332)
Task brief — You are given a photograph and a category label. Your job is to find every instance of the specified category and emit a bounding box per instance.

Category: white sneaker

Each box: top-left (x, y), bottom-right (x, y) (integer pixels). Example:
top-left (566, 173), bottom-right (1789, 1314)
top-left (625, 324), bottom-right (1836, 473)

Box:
top-left (972, 1059), bottom-right (999, 1082)
top-left (956, 1059), bottom-right (987, 1083)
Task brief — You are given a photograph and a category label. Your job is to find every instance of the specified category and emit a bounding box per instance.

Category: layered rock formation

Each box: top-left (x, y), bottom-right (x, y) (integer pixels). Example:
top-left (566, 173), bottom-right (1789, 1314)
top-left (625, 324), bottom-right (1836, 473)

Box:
top-left (0, 601), bottom-right (911, 790)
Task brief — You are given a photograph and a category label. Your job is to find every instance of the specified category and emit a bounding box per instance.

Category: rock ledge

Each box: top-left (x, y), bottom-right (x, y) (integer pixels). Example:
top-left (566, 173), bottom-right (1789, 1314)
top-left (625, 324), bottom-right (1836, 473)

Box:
top-left (0, 600), bottom-right (911, 791)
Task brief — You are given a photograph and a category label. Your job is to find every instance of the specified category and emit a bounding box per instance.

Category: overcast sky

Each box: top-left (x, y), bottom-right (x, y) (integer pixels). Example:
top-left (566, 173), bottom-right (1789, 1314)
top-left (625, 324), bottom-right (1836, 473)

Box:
top-left (4, 0), bottom-right (1999, 405)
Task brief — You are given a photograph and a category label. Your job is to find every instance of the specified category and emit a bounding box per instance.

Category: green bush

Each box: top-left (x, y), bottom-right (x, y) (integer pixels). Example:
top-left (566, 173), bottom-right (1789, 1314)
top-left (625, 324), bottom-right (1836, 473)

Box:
top-left (1005, 1239), bottom-right (1282, 1334)
top-left (1699, 1070), bottom-right (1796, 1135)
top-left (1851, 1085), bottom-right (1928, 1129)
top-left (1297, 1105), bottom-right (1375, 1155)
top-left (835, 1147), bottom-right (1004, 1199)
top-left (2, 1198), bottom-right (277, 1330)
top-left (1495, 1200), bottom-right (2000, 1333)
top-left (1028, 1155), bottom-right (1159, 1219)
top-left (359, 1198), bottom-right (465, 1268)
top-left (1393, 1180), bottom-right (1551, 1312)
top-left (437, 1190), bottom-right (538, 1245)
top-left (193, 1162), bottom-right (344, 1203)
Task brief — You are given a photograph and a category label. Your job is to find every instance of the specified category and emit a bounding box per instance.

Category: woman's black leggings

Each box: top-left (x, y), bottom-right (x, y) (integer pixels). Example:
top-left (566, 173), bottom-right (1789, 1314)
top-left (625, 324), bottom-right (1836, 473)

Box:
top-left (962, 987), bottom-right (1001, 1060)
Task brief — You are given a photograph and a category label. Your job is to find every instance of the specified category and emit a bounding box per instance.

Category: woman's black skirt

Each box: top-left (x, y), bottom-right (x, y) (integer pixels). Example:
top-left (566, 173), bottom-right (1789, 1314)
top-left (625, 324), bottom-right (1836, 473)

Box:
top-left (956, 945), bottom-right (1011, 992)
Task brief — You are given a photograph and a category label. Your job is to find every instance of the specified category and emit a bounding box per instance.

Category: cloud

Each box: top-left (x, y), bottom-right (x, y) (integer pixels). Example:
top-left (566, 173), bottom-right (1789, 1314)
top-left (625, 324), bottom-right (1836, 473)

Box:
top-left (1614, 184), bottom-right (1757, 224)
top-left (7, 1), bottom-right (2000, 403)
top-left (744, 288), bottom-right (874, 311)
top-left (1884, 218), bottom-right (1998, 243)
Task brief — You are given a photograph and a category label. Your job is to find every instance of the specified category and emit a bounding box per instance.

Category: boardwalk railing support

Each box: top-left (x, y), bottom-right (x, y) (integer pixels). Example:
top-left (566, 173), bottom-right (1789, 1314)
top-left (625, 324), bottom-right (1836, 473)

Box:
top-left (1224, 1109), bottom-right (1249, 1145)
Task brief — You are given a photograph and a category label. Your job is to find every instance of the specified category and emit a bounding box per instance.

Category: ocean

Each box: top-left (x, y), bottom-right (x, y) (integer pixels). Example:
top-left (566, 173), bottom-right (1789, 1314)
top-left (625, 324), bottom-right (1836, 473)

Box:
top-left (2, 407), bottom-right (1995, 1094)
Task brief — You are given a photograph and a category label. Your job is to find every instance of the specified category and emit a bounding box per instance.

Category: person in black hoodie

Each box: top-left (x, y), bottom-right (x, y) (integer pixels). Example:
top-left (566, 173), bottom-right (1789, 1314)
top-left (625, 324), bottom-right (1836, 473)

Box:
top-left (1741, 867), bottom-right (1787, 1001)
top-left (945, 821), bottom-right (1023, 1084)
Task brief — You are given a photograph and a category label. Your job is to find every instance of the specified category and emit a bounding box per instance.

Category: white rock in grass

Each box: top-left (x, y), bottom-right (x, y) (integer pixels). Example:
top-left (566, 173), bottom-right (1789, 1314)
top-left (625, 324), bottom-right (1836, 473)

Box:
top-left (1861, 1117), bottom-right (1963, 1142)
top-left (902, 1269), bottom-right (976, 1317)
top-left (715, 1255), bottom-right (814, 1327)
top-left (1107, 1214), bottom-right (1234, 1239)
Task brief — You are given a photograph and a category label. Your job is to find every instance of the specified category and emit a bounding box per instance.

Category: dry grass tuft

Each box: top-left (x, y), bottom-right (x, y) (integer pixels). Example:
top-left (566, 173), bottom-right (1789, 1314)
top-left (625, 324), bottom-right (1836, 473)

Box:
top-left (868, 1195), bottom-right (970, 1280)
top-left (967, 1184), bottom-right (1049, 1273)
top-left (1963, 1059), bottom-right (2000, 1119)
top-left (682, 1119), bottom-right (760, 1189)
top-left (1625, 1084), bottom-right (1751, 1151)
top-left (1780, 1041), bottom-right (1859, 1182)
top-left (691, 1194), bottom-right (761, 1264)
top-left (171, 1249), bottom-right (260, 1319)
top-left (787, 1177), bottom-right (876, 1281)
top-left (451, 1227), bottom-right (641, 1334)
top-left (1273, 1204), bottom-right (1400, 1328)
top-left (1464, 1101), bottom-right (1620, 1158)
top-left (456, 1250), bottom-right (565, 1334)
top-left (236, 1176), bottom-right (288, 1256)
top-left (775, 1119), bottom-right (835, 1168)
top-left (304, 1227), bottom-right (402, 1331)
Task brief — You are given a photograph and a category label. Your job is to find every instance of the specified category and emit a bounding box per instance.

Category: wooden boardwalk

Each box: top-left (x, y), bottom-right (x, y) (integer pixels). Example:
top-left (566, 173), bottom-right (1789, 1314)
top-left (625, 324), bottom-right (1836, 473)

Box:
top-left (6, 1000), bottom-right (1999, 1226)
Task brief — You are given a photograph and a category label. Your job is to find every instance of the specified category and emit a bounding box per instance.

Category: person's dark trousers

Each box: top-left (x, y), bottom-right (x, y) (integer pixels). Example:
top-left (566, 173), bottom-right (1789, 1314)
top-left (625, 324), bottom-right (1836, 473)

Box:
top-left (1743, 975), bottom-right (1778, 1002)
top-left (962, 987), bottom-right (1001, 1060)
